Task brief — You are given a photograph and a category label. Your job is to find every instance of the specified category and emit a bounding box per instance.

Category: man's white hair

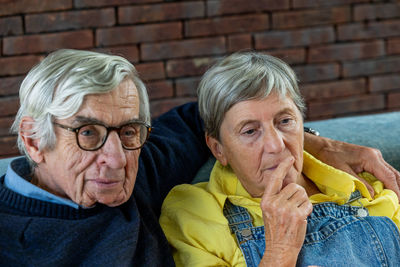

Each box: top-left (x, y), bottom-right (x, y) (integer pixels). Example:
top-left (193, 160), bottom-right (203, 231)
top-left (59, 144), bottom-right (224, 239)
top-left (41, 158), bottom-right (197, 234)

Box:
top-left (11, 49), bottom-right (150, 166)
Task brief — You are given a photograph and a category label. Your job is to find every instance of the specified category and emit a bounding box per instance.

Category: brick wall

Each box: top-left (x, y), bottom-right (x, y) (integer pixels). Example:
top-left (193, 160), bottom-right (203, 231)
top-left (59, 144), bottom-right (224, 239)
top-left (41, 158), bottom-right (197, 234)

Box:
top-left (1, 0), bottom-right (400, 158)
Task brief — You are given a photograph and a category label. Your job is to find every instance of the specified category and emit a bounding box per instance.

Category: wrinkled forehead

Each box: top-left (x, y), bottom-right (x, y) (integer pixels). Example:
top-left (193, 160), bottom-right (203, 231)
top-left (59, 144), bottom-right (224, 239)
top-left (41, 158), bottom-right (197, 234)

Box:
top-left (71, 80), bottom-right (140, 125)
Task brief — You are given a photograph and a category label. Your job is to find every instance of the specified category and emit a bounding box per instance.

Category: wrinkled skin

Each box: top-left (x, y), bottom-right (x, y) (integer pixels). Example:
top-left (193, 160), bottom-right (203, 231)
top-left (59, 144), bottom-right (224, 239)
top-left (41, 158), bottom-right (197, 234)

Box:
top-left (24, 79), bottom-right (141, 207)
top-left (207, 94), bottom-right (315, 266)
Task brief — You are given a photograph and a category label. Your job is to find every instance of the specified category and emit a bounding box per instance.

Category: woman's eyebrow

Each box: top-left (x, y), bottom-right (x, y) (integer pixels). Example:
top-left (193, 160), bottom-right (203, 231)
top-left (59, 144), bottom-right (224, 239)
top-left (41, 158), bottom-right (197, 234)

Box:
top-left (233, 119), bottom-right (258, 133)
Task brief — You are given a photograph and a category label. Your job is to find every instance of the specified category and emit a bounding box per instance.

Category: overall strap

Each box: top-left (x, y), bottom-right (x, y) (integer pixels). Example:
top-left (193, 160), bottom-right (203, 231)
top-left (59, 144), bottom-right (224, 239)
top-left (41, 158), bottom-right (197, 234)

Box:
top-left (223, 199), bottom-right (254, 234)
top-left (346, 190), bottom-right (362, 204)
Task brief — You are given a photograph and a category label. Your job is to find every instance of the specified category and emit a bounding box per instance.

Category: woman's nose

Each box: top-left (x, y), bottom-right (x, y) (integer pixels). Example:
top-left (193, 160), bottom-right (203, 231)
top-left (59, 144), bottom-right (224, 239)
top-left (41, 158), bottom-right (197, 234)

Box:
top-left (262, 128), bottom-right (285, 154)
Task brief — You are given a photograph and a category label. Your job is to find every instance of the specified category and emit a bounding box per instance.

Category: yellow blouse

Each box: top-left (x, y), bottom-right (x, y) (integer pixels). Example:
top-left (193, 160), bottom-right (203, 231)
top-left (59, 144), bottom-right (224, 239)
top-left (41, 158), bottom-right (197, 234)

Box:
top-left (160, 151), bottom-right (400, 267)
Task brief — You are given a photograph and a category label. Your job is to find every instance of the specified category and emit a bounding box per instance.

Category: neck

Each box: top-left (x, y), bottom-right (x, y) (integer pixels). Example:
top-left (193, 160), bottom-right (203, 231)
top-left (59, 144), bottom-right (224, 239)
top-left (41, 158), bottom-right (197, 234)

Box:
top-left (300, 173), bottom-right (320, 196)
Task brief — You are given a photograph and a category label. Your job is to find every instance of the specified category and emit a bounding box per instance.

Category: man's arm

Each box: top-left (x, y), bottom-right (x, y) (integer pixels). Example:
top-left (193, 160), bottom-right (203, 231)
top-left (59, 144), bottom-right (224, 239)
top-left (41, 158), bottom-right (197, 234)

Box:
top-left (136, 102), bottom-right (211, 212)
top-left (304, 132), bottom-right (400, 198)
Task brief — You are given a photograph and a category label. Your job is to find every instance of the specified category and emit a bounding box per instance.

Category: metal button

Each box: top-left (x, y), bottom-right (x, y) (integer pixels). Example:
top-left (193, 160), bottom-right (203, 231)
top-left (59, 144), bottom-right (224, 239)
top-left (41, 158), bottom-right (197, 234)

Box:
top-left (241, 229), bottom-right (253, 239)
top-left (357, 208), bottom-right (368, 217)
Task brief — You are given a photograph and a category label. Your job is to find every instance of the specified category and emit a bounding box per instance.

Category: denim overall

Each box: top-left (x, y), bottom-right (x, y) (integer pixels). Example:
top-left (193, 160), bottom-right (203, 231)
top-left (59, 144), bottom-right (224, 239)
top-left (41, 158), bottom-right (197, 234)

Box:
top-left (223, 191), bottom-right (400, 267)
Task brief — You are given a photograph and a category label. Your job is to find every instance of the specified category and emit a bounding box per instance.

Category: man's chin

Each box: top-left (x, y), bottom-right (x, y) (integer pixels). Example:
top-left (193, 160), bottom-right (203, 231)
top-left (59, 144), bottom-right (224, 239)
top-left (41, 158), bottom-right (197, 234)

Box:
top-left (96, 194), bottom-right (129, 207)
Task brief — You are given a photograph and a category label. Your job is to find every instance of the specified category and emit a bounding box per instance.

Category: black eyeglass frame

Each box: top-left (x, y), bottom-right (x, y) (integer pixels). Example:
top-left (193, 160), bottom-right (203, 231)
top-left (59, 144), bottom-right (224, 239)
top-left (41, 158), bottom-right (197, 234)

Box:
top-left (53, 121), bottom-right (152, 151)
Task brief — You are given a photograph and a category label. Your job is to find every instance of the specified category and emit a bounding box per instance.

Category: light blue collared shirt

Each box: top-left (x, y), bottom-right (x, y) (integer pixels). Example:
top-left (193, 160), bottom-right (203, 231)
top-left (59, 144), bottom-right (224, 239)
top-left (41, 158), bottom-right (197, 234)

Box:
top-left (4, 158), bottom-right (79, 209)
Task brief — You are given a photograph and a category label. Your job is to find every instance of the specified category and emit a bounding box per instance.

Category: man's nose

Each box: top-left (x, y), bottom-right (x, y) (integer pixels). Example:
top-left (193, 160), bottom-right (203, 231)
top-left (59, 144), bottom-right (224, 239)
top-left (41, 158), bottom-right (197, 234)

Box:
top-left (99, 131), bottom-right (127, 168)
top-left (262, 127), bottom-right (285, 154)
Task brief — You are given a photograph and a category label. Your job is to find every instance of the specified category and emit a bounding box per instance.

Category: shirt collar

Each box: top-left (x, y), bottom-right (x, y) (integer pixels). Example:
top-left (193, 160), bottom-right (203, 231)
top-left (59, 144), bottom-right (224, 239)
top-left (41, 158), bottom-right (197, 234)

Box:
top-left (4, 157), bottom-right (79, 209)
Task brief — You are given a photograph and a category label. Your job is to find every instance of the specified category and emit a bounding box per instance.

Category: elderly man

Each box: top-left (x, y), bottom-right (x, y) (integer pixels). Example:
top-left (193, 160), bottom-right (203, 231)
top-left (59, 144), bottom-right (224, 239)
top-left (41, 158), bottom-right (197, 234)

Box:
top-left (0, 49), bottom-right (398, 266)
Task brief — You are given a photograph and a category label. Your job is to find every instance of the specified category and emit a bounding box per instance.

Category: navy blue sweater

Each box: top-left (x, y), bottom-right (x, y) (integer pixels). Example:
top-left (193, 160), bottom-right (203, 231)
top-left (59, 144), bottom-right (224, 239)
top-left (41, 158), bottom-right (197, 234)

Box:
top-left (0, 103), bottom-right (210, 266)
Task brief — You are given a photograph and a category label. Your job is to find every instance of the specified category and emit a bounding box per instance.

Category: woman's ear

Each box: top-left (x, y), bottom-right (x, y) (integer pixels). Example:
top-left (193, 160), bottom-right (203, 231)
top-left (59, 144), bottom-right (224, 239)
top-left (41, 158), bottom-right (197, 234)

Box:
top-left (19, 117), bottom-right (44, 164)
top-left (205, 134), bottom-right (228, 166)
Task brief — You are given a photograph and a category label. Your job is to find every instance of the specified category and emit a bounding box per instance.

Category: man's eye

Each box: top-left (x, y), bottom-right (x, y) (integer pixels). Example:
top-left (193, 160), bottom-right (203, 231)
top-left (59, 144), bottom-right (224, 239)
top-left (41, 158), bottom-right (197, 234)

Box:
top-left (121, 126), bottom-right (137, 137)
top-left (81, 129), bottom-right (97, 136)
top-left (80, 130), bottom-right (94, 136)
top-left (79, 126), bottom-right (100, 137)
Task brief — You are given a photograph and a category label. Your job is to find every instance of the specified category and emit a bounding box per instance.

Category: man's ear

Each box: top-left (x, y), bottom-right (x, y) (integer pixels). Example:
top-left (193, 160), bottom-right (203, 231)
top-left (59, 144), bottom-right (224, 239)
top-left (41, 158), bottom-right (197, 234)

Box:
top-left (19, 117), bottom-right (44, 164)
top-left (205, 134), bottom-right (228, 166)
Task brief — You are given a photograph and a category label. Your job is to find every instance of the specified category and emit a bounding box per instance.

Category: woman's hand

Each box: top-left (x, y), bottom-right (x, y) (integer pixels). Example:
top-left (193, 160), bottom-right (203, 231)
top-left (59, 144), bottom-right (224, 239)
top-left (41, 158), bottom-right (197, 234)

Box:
top-left (304, 133), bottom-right (400, 199)
top-left (259, 157), bottom-right (313, 267)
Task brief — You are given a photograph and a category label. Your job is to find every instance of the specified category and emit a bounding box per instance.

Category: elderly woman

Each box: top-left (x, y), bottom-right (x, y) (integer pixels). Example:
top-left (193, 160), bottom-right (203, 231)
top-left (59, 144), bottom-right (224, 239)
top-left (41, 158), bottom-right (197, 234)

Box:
top-left (160, 52), bottom-right (400, 266)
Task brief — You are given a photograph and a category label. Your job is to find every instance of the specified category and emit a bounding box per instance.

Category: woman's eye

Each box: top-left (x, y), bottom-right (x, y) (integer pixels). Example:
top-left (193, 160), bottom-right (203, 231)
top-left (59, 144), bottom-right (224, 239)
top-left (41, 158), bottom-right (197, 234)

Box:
top-left (242, 129), bottom-right (256, 135)
top-left (279, 117), bottom-right (296, 128)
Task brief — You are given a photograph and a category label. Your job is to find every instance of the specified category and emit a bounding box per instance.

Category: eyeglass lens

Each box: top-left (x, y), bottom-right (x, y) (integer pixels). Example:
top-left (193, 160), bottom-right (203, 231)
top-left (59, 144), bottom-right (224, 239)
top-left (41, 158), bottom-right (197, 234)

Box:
top-left (77, 124), bottom-right (147, 150)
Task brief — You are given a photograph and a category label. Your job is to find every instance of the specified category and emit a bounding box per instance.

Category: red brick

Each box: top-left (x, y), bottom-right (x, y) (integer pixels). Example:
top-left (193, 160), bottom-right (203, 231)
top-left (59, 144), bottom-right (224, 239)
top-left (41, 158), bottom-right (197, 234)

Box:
top-left (141, 37), bottom-right (225, 61)
top-left (119, 2), bottom-right (204, 24)
top-left (388, 38), bottom-right (400, 55)
top-left (207, 0), bottom-right (289, 16)
top-left (75, 0), bottom-right (157, 8)
top-left (0, 16), bottom-right (23, 36)
top-left (146, 80), bottom-right (174, 100)
top-left (96, 22), bottom-right (182, 46)
top-left (0, 76), bottom-right (24, 96)
top-left (3, 30), bottom-right (93, 55)
top-left (25, 8), bottom-right (115, 33)
top-left (293, 0), bottom-right (369, 8)
top-left (388, 92), bottom-right (400, 109)
top-left (293, 63), bottom-right (340, 83)
top-left (307, 94), bottom-right (385, 118)
top-left (0, 55), bottom-right (43, 76)
top-left (227, 34), bottom-right (252, 52)
top-left (308, 40), bottom-right (385, 63)
top-left (0, 136), bottom-right (19, 158)
top-left (267, 48), bottom-right (306, 65)
top-left (135, 62), bottom-right (165, 81)
top-left (255, 26), bottom-right (334, 50)
top-left (0, 96), bottom-right (19, 116)
top-left (369, 74), bottom-right (400, 93)
top-left (150, 97), bottom-right (196, 118)
top-left (338, 20), bottom-right (400, 41)
top-left (354, 3), bottom-right (400, 21)
top-left (176, 77), bottom-right (202, 97)
top-left (185, 14), bottom-right (269, 38)
top-left (342, 56), bottom-right (400, 77)
top-left (92, 46), bottom-right (139, 63)
top-left (301, 79), bottom-right (366, 100)
top-left (0, 117), bottom-right (15, 136)
top-left (0, 0), bottom-right (72, 16)
top-left (166, 57), bottom-right (216, 78)
top-left (272, 7), bottom-right (350, 30)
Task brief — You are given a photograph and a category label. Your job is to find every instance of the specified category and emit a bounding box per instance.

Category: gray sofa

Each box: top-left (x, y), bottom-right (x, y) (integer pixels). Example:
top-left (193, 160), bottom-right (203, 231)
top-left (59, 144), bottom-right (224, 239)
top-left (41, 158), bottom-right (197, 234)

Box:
top-left (1, 112), bottom-right (400, 179)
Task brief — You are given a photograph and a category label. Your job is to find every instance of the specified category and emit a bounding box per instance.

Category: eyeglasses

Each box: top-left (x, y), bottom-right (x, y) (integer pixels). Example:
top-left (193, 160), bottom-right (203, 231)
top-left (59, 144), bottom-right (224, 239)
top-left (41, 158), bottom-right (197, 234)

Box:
top-left (53, 121), bottom-right (151, 151)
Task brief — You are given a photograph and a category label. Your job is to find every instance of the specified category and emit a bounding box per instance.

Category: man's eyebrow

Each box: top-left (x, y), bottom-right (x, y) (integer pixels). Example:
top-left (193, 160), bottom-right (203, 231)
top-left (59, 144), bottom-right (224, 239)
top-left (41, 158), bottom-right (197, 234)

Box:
top-left (72, 116), bottom-right (141, 126)
top-left (72, 116), bottom-right (104, 125)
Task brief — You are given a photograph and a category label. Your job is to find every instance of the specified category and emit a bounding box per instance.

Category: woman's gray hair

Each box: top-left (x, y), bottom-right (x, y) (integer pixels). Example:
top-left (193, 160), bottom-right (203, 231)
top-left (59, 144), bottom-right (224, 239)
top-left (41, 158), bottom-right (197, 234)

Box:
top-left (197, 51), bottom-right (306, 140)
top-left (11, 49), bottom-right (150, 165)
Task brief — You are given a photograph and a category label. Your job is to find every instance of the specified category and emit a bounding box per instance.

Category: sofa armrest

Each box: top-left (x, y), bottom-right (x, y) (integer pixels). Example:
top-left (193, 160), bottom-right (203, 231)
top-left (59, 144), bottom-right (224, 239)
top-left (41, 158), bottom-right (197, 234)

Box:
top-left (305, 111), bottom-right (400, 170)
